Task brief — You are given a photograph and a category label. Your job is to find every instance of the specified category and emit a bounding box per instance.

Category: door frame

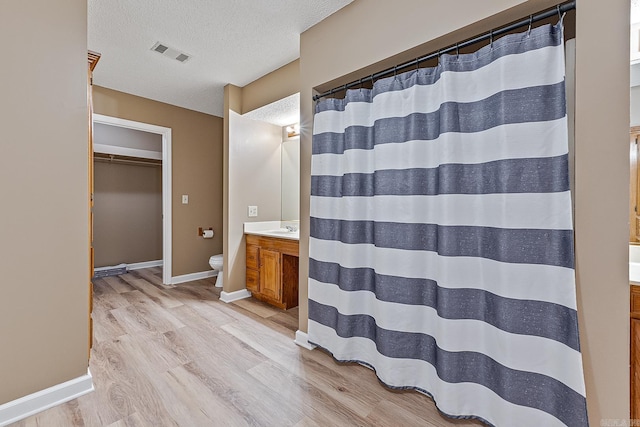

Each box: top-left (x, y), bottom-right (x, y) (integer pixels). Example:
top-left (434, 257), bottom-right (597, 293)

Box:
top-left (92, 113), bottom-right (173, 285)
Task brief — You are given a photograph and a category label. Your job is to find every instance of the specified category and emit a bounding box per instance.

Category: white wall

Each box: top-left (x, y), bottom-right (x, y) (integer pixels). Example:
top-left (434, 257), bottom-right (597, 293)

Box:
top-left (281, 137), bottom-right (300, 220)
top-left (226, 112), bottom-right (282, 291)
top-left (631, 85), bottom-right (640, 126)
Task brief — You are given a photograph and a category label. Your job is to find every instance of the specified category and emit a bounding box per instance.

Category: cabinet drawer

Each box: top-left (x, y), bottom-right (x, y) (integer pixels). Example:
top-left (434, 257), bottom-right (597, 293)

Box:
top-left (246, 268), bottom-right (259, 292)
top-left (246, 244), bottom-right (258, 270)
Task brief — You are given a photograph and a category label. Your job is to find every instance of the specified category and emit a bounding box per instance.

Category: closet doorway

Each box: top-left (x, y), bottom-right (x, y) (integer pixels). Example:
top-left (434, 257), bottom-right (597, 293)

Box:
top-left (92, 114), bottom-right (173, 285)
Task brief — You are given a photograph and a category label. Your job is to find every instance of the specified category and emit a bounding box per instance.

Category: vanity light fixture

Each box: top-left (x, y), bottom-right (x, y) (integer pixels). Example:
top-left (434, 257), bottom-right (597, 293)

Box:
top-left (286, 124), bottom-right (300, 137)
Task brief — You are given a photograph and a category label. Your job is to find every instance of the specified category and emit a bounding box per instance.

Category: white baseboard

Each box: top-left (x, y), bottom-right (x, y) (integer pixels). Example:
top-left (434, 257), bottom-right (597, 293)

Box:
top-left (294, 330), bottom-right (317, 350)
top-left (127, 260), bottom-right (163, 271)
top-left (171, 270), bottom-right (217, 285)
top-left (0, 369), bottom-right (94, 427)
top-left (220, 289), bottom-right (251, 303)
top-left (94, 260), bottom-right (163, 273)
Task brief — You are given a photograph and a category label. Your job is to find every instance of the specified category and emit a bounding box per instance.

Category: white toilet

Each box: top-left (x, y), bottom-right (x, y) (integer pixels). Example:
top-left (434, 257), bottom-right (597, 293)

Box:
top-left (209, 254), bottom-right (224, 288)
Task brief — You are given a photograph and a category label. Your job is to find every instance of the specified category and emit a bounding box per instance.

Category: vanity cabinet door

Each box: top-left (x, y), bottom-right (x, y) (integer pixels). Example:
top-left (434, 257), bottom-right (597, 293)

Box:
top-left (259, 249), bottom-right (281, 302)
top-left (246, 244), bottom-right (259, 293)
top-left (246, 268), bottom-right (259, 293)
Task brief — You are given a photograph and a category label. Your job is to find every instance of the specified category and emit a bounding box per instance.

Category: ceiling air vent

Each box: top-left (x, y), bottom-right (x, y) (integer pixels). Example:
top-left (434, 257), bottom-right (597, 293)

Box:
top-left (153, 43), bottom-right (168, 54)
top-left (175, 53), bottom-right (190, 63)
top-left (150, 42), bottom-right (191, 63)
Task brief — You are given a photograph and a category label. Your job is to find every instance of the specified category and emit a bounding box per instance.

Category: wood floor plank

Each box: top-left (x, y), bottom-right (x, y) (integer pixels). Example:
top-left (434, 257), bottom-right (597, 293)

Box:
top-left (293, 416), bottom-right (323, 427)
top-left (15, 267), bottom-right (487, 427)
top-left (164, 323), bottom-right (266, 373)
top-left (115, 333), bottom-right (191, 374)
top-left (247, 359), bottom-right (373, 426)
top-left (103, 275), bottom-right (136, 294)
top-left (104, 412), bottom-right (145, 427)
top-left (184, 356), bottom-right (305, 426)
top-left (13, 398), bottom-right (84, 427)
top-left (168, 298), bottom-right (236, 329)
top-left (127, 269), bottom-right (164, 287)
top-left (231, 297), bottom-right (280, 318)
top-left (92, 308), bottom-right (126, 343)
top-left (119, 273), bottom-right (183, 309)
top-left (365, 398), bottom-right (484, 427)
top-left (94, 290), bottom-right (131, 311)
top-left (111, 290), bottom-right (184, 336)
top-left (249, 357), bottom-right (377, 419)
top-left (268, 307), bottom-right (299, 331)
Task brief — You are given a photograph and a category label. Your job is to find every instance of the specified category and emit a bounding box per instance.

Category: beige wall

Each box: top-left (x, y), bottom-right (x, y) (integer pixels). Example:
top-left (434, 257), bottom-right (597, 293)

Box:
top-left (574, 0), bottom-right (629, 422)
top-left (242, 60), bottom-right (300, 114)
top-left (92, 87), bottom-right (223, 276)
top-left (93, 161), bottom-right (162, 267)
top-left (224, 112), bottom-right (282, 292)
top-left (299, 0), bottom-right (629, 423)
top-left (0, 0), bottom-right (89, 405)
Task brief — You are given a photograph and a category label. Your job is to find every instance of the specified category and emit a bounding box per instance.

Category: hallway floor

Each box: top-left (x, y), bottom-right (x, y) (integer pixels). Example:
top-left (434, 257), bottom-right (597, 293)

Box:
top-left (14, 267), bottom-right (482, 426)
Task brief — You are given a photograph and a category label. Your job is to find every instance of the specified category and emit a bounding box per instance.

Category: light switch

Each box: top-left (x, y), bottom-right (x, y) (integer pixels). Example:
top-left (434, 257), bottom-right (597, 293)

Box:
top-left (248, 205), bottom-right (258, 217)
top-left (182, 195), bottom-right (189, 204)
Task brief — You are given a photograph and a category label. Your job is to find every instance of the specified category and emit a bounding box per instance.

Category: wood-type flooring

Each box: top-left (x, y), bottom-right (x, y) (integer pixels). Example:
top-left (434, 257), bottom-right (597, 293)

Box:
top-left (13, 267), bottom-right (482, 427)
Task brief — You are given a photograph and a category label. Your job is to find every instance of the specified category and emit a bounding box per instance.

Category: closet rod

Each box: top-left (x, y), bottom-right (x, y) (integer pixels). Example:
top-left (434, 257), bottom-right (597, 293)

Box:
top-left (95, 156), bottom-right (161, 167)
top-left (313, 0), bottom-right (576, 102)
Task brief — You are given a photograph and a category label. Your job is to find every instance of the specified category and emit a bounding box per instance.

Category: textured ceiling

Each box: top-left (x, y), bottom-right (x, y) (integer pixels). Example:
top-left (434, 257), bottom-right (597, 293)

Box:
top-left (243, 93), bottom-right (300, 127)
top-left (88, 1), bottom-right (353, 118)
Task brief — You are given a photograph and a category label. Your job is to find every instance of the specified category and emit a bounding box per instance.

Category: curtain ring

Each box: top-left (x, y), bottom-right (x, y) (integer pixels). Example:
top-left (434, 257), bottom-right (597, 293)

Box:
top-left (416, 58), bottom-right (420, 71)
top-left (527, 15), bottom-right (533, 36)
top-left (456, 43), bottom-right (460, 58)
top-left (557, 4), bottom-right (561, 21)
top-left (358, 78), bottom-right (364, 92)
top-left (489, 30), bottom-right (493, 49)
top-left (393, 65), bottom-right (398, 80)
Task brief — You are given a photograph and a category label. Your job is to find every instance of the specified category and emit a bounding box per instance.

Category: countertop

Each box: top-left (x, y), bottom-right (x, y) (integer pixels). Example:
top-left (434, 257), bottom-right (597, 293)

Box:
top-left (244, 220), bottom-right (299, 241)
top-left (631, 244), bottom-right (640, 285)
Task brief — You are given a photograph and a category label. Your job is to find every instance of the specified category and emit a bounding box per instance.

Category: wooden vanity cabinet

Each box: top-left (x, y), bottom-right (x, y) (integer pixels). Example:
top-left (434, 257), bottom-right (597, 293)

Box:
top-left (246, 234), bottom-right (298, 310)
top-left (632, 285), bottom-right (640, 418)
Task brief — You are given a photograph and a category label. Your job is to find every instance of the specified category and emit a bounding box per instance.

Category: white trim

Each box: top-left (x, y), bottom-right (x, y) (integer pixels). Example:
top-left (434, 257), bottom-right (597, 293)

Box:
top-left (0, 369), bottom-right (93, 427)
top-left (92, 114), bottom-right (173, 285)
top-left (220, 289), bottom-right (252, 303)
top-left (93, 263), bottom-right (126, 273)
top-left (127, 260), bottom-right (163, 271)
top-left (171, 270), bottom-right (217, 285)
top-left (93, 143), bottom-right (162, 160)
top-left (294, 330), bottom-right (317, 350)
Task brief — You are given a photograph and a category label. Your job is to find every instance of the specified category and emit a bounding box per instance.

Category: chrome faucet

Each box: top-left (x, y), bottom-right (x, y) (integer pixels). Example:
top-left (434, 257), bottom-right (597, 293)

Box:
top-left (284, 225), bottom-right (298, 232)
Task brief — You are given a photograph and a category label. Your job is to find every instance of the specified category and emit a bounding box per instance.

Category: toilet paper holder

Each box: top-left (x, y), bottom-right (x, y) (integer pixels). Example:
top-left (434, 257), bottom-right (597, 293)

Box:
top-left (198, 227), bottom-right (214, 237)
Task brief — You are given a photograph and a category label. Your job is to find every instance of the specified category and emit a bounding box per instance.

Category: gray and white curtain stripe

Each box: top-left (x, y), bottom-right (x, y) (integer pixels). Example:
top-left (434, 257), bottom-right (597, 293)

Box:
top-left (308, 22), bottom-right (587, 427)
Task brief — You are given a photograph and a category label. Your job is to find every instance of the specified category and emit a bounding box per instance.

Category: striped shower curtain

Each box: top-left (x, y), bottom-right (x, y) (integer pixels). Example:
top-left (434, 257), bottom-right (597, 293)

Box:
top-left (308, 22), bottom-right (587, 427)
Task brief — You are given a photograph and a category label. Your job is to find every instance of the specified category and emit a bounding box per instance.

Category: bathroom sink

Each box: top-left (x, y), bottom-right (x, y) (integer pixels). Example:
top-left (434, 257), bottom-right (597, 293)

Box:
top-left (243, 222), bottom-right (300, 241)
top-left (268, 229), bottom-right (297, 235)
top-left (631, 244), bottom-right (640, 285)
top-left (245, 228), bottom-right (299, 240)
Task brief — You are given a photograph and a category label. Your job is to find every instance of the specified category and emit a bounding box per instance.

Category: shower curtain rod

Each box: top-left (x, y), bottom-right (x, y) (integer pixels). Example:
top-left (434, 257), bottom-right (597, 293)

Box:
top-left (313, 0), bottom-right (576, 102)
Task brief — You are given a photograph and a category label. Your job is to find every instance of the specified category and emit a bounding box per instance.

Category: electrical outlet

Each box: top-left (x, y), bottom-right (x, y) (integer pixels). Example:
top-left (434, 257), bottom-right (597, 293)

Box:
top-left (248, 205), bottom-right (258, 217)
top-left (182, 195), bottom-right (189, 204)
